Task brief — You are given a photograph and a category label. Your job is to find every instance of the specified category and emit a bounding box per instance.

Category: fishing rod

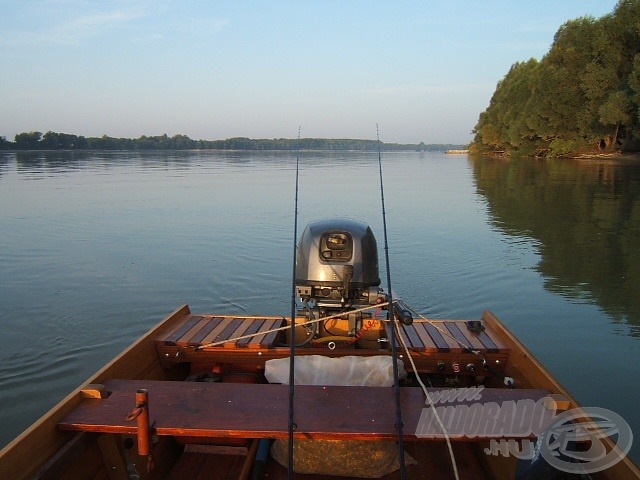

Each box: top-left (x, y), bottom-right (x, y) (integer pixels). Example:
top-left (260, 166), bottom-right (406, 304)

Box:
top-left (287, 126), bottom-right (302, 480)
top-left (377, 124), bottom-right (407, 480)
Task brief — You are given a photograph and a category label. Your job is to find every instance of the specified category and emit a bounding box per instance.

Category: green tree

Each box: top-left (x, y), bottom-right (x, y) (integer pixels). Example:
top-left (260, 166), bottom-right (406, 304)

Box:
top-left (15, 131), bottom-right (42, 149)
top-left (598, 91), bottom-right (633, 148)
top-left (629, 54), bottom-right (640, 134)
top-left (40, 131), bottom-right (85, 149)
top-left (472, 0), bottom-right (640, 156)
top-left (472, 59), bottom-right (539, 153)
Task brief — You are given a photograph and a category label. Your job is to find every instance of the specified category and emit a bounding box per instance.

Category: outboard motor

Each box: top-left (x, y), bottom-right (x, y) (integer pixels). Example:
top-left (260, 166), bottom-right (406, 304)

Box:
top-left (295, 219), bottom-right (384, 337)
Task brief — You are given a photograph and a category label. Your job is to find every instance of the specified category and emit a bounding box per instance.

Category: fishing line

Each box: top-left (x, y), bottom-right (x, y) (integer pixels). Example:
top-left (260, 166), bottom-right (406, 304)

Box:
top-left (287, 126), bottom-right (302, 480)
top-left (393, 316), bottom-right (461, 480)
top-left (194, 301), bottom-right (391, 350)
top-left (397, 300), bottom-right (515, 386)
top-left (376, 124), bottom-right (407, 479)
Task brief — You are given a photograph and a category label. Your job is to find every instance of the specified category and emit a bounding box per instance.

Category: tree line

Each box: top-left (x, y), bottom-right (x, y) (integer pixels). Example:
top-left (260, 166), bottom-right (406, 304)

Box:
top-left (471, 0), bottom-right (640, 157)
top-left (0, 131), bottom-right (462, 152)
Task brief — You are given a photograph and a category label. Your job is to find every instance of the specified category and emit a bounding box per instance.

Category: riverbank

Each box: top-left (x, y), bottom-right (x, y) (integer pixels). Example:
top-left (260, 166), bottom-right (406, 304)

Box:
top-left (570, 152), bottom-right (640, 161)
top-left (469, 149), bottom-right (640, 162)
top-left (445, 149), bottom-right (470, 154)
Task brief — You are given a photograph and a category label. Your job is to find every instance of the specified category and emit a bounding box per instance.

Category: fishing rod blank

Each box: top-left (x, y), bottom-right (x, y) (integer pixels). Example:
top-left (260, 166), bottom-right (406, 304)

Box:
top-left (376, 124), bottom-right (407, 480)
top-left (287, 126), bottom-right (302, 480)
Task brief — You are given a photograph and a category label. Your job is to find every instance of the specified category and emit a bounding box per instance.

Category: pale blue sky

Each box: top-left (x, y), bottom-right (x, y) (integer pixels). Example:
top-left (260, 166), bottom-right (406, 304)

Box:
top-left (0, 1), bottom-right (619, 144)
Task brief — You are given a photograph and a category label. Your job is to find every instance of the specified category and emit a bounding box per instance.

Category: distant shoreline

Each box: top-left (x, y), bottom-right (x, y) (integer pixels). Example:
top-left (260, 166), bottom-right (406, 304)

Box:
top-left (0, 147), bottom-right (462, 154)
top-left (0, 132), bottom-right (466, 153)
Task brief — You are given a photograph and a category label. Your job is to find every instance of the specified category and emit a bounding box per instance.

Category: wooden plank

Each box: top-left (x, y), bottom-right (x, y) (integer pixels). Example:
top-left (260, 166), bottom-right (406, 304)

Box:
top-left (452, 321), bottom-right (486, 351)
top-left (189, 317), bottom-right (224, 345)
top-left (97, 434), bottom-right (128, 480)
top-left (165, 450), bottom-right (252, 480)
top-left (474, 328), bottom-right (500, 353)
top-left (260, 318), bottom-right (284, 347)
top-left (154, 307), bottom-right (193, 344)
top-left (163, 315), bottom-right (203, 346)
top-left (423, 323), bottom-right (450, 351)
top-left (412, 323), bottom-right (439, 352)
top-left (81, 384), bottom-right (109, 399)
top-left (31, 432), bottom-right (96, 480)
top-left (223, 320), bottom-right (253, 348)
top-left (407, 318), bottom-right (506, 354)
top-left (400, 323), bottom-right (424, 350)
top-left (444, 322), bottom-right (474, 351)
top-left (183, 444), bottom-right (249, 455)
top-left (200, 318), bottom-right (233, 346)
top-left (235, 319), bottom-right (265, 347)
top-left (248, 319), bottom-right (276, 348)
top-left (164, 452), bottom-right (207, 480)
top-left (177, 316), bottom-right (208, 346)
top-left (433, 323), bottom-right (467, 352)
top-left (59, 379), bottom-right (551, 442)
top-left (211, 319), bottom-right (244, 346)
top-left (389, 324), bottom-right (401, 348)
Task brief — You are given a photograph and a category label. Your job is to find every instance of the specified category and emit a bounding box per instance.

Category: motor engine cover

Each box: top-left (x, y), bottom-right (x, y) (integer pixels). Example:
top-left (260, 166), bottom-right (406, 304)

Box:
top-left (295, 219), bottom-right (380, 302)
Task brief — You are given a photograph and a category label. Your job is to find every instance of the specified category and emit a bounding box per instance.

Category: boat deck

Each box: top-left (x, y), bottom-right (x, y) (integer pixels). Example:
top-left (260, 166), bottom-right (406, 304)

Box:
top-left (165, 442), bottom-right (489, 480)
top-left (153, 313), bottom-right (510, 374)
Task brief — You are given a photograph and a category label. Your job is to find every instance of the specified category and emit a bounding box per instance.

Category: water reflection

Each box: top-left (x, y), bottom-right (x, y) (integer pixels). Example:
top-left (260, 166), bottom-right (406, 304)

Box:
top-left (12, 150), bottom-right (201, 175)
top-left (470, 155), bottom-right (640, 332)
top-left (5, 149), bottom-right (371, 177)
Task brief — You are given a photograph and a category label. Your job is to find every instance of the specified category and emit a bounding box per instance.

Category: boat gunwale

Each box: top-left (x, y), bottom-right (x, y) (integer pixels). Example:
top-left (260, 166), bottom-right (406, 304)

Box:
top-left (0, 304), bottom-right (192, 480)
top-left (482, 310), bottom-right (640, 480)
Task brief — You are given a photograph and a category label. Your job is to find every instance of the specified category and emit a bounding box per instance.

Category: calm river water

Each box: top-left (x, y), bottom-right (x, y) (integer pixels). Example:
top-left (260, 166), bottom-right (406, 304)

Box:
top-left (1, 150), bottom-right (639, 461)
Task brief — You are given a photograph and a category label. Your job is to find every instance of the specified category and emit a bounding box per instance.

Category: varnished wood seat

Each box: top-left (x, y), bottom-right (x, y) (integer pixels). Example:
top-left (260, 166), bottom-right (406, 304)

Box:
top-left (59, 379), bottom-right (553, 441)
top-left (159, 315), bottom-right (285, 349)
top-left (155, 315), bottom-right (287, 367)
top-left (153, 312), bottom-right (510, 374)
top-left (391, 320), bottom-right (503, 353)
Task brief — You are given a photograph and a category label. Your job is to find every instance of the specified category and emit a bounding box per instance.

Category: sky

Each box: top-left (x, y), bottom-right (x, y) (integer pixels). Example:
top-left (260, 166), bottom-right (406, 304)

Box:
top-left (0, 1), bottom-right (621, 144)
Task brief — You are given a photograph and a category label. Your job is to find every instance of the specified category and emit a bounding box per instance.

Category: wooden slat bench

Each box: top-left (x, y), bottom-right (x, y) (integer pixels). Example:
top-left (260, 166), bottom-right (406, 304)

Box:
top-left (59, 379), bottom-right (555, 441)
top-left (155, 314), bottom-right (510, 374)
top-left (387, 320), bottom-right (505, 353)
top-left (155, 315), bottom-right (287, 367)
top-left (159, 315), bottom-right (285, 349)
top-left (385, 319), bottom-right (510, 374)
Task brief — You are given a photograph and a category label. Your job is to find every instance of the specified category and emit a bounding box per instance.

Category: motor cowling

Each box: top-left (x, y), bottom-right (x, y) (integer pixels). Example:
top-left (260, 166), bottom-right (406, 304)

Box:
top-left (295, 219), bottom-right (381, 310)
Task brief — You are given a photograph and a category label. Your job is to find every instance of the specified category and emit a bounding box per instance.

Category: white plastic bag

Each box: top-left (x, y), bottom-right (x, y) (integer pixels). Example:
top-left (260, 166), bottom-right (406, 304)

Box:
top-left (266, 355), bottom-right (413, 477)
top-left (264, 355), bottom-right (405, 387)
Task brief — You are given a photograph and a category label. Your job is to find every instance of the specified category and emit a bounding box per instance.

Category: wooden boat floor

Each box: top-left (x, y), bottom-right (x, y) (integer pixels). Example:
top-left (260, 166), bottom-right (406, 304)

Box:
top-left (264, 442), bottom-right (490, 480)
top-left (163, 450), bottom-right (250, 480)
top-left (163, 442), bottom-right (489, 480)
top-left (59, 379), bottom-right (550, 441)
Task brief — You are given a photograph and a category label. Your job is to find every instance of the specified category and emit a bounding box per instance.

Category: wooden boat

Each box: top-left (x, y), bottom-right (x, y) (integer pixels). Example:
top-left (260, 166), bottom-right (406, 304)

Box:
top-left (1, 219), bottom-right (638, 480)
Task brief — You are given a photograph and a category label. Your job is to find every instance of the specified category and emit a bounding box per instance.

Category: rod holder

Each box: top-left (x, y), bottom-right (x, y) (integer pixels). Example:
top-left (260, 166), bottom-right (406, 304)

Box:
top-left (135, 389), bottom-right (150, 457)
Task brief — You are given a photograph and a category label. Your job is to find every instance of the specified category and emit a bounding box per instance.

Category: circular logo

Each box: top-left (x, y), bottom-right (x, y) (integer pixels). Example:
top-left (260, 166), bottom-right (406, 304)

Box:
top-left (540, 407), bottom-right (633, 474)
